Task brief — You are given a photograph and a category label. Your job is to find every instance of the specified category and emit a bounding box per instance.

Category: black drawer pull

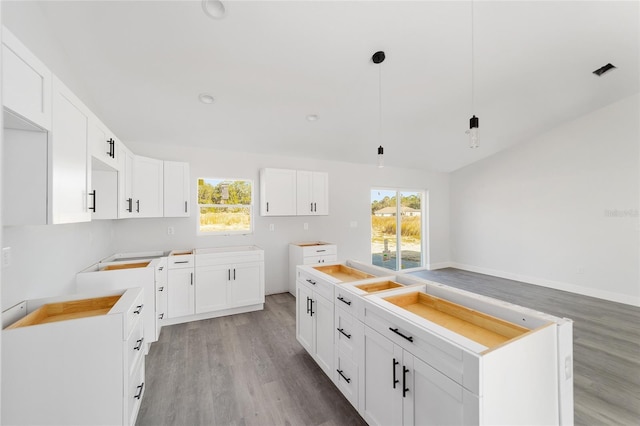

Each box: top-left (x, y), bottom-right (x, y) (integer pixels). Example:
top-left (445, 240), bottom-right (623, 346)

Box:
top-left (306, 279), bottom-right (316, 285)
top-left (134, 338), bottom-right (144, 351)
top-left (392, 358), bottom-right (399, 389)
top-left (158, 266), bottom-right (164, 271)
top-left (158, 286), bottom-right (164, 291)
top-left (158, 313), bottom-right (164, 320)
top-left (403, 366), bottom-right (409, 397)
top-left (134, 382), bottom-right (145, 400)
top-left (174, 260), bottom-right (189, 264)
top-left (337, 295), bottom-right (351, 306)
top-left (316, 249), bottom-right (326, 252)
top-left (310, 299), bottom-right (314, 317)
top-left (133, 304), bottom-right (143, 314)
top-left (337, 328), bottom-right (351, 339)
top-left (337, 369), bottom-right (351, 383)
top-left (126, 198), bottom-right (133, 213)
top-left (389, 327), bottom-right (413, 342)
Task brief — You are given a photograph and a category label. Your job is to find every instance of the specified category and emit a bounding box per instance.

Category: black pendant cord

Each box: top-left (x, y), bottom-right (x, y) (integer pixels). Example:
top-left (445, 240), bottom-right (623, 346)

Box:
top-left (471, 0), bottom-right (475, 115)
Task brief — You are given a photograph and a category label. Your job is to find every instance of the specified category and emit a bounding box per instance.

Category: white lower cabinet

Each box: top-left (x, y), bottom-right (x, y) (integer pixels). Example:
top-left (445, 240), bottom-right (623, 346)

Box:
top-left (1, 288), bottom-right (145, 426)
top-left (155, 257), bottom-right (168, 332)
top-left (295, 278), bottom-right (334, 377)
top-left (167, 267), bottom-right (195, 318)
top-left (361, 326), bottom-right (477, 426)
top-left (195, 264), bottom-right (229, 313)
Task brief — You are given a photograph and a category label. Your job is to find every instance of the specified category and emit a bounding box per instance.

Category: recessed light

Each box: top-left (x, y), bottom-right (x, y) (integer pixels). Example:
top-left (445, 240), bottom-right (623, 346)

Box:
top-left (198, 93), bottom-right (215, 104)
top-left (593, 63), bottom-right (616, 77)
top-left (306, 114), bottom-right (319, 122)
top-left (202, 0), bottom-right (226, 19)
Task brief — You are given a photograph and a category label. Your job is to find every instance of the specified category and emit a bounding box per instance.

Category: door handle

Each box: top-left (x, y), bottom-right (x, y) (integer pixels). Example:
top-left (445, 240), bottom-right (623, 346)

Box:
top-left (126, 198), bottom-right (133, 212)
top-left (392, 358), bottom-right (399, 389)
top-left (89, 190), bottom-right (96, 212)
top-left (190, 272), bottom-right (193, 285)
top-left (228, 269), bottom-right (231, 281)
top-left (403, 366), bottom-right (409, 397)
top-left (184, 201), bottom-right (188, 213)
top-left (310, 299), bottom-right (314, 316)
top-left (134, 338), bottom-right (144, 351)
top-left (266, 202), bottom-right (269, 212)
top-left (337, 295), bottom-right (351, 306)
top-left (336, 369), bottom-right (351, 383)
top-left (136, 199), bottom-right (140, 213)
top-left (337, 328), bottom-right (351, 339)
top-left (389, 327), bottom-right (414, 342)
top-left (306, 297), bottom-right (311, 315)
top-left (233, 268), bottom-right (236, 280)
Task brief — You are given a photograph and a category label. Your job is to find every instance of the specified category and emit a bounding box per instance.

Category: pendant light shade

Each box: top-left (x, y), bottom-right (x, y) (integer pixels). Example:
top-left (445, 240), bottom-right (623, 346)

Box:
top-left (377, 145), bottom-right (384, 168)
top-left (469, 115), bottom-right (479, 149)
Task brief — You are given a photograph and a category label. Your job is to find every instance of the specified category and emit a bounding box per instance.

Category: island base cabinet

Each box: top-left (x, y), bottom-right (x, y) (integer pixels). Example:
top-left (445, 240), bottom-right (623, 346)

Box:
top-left (360, 326), bottom-right (478, 426)
top-left (295, 281), bottom-right (334, 378)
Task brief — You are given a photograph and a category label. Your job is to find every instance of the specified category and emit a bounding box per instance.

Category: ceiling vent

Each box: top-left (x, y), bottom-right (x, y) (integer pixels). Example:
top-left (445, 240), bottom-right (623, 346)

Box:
top-left (592, 63), bottom-right (616, 76)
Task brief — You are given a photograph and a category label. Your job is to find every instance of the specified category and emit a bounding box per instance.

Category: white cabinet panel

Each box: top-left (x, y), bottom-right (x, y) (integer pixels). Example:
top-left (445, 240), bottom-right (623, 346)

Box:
top-left (133, 155), bottom-right (163, 218)
top-left (259, 168), bottom-right (297, 216)
top-left (296, 170), bottom-right (328, 216)
top-left (288, 242), bottom-right (337, 295)
top-left (51, 75), bottom-right (91, 224)
top-left (296, 284), bottom-right (314, 354)
top-left (167, 268), bottom-right (195, 318)
top-left (195, 265), bottom-right (228, 314)
top-left (2, 27), bottom-right (52, 130)
top-left (230, 262), bottom-right (263, 307)
top-left (163, 161), bottom-right (190, 217)
top-left (89, 116), bottom-right (119, 170)
top-left (91, 164), bottom-right (119, 220)
top-left (118, 145), bottom-right (135, 218)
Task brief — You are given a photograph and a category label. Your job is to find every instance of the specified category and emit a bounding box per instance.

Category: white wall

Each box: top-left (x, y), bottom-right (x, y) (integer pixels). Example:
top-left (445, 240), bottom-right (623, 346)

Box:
top-left (1, 221), bottom-right (116, 310)
top-left (450, 94), bottom-right (640, 306)
top-left (115, 142), bottom-right (450, 295)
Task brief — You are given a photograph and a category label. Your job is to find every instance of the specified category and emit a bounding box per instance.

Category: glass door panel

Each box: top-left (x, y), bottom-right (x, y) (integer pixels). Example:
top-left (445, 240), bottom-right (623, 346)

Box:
top-left (399, 191), bottom-right (422, 270)
top-left (371, 189), bottom-right (398, 271)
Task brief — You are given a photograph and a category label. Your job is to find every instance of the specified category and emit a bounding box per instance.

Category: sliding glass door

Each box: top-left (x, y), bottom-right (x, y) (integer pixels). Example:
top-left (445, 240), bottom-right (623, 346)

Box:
top-left (371, 189), bottom-right (424, 271)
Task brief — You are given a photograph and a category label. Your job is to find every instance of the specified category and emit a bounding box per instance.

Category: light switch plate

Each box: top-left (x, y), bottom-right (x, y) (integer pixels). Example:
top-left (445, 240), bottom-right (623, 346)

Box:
top-left (2, 247), bottom-right (12, 267)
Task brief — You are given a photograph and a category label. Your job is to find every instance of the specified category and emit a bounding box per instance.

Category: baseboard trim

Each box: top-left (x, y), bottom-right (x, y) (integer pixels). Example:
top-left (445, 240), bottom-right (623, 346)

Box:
top-left (160, 303), bottom-right (264, 327)
top-left (451, 262), bottom-right (640, 307)
top-left (427, 262), bottom-right (454, 270)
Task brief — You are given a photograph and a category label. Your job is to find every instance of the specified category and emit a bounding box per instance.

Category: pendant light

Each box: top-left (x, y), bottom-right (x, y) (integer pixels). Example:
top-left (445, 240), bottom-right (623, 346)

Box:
top-left (373, 51), bottom-right (386, 167)
top-left (467, 0), bottom-right (479, 149)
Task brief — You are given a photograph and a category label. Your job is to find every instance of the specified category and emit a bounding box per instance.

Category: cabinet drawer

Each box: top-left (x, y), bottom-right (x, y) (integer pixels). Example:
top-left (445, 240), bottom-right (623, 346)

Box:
top-left (335, 350), bottom-right (358, 408)
top-left (297, 269), bottom-right (333, 302)
top-left (335, 308), bottom-right (363, 361)
top-left (126, 319), bottom-right (145, 377)
top-left (168, 254), bottom-right (194, 269)
top-left (125, 290), bottom-right (145, 340)
top-left (302, 244), bottom-right (337, 257)
top-left (334, 287), bottom-right (362, 319)
top-left (127, 359), bottom-right (145, 426)
top-left (305, 254), bottom-right (338, 265)
top-left (364, 301), bottom-right (469, 391)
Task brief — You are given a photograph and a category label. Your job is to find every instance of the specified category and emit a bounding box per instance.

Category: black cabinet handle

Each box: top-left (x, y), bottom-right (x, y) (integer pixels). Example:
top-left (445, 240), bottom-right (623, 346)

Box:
top-left (316, 249), bottom-right (326, 253)
top-left (158, 286), bottom-right (164, 291)
top-left (136, 199), bottom-right (140, 213)
top-left (306, 297), bottom-right (311, 315)
top-left (158, 266), bottom-right (164, 271)
top-left (393, 358), bottom-right (399, 389)
top-left (134, 382), bottom-right (145, 400)
top-left (158, 313), bottom-right (164, 320)
top-left (389, 327), bottom-right (414, 342)
top-left (337, 369), bottom-right (351, 383)
top-left (134, 338), bottom-right (144, 351)
top-left (133, 304), bottom-right (143, 314)
top-left (106, 138), bottom-right (115, 158)
top-left (337, 295), bottom-right (351, 306)
top-left (310, 202), bottom-right (313, 212)
top-left (126, 198), bottom-right (133, 212)
top-left (310, 299), bottom-right (314, 316)
top-left (314, 202), bottom-right (317, 212)
top-left (233, 268), bottom-right (236, 280)
top-left (266, 202), bottom-right (269, 212)
top-left (89, 190), bottom-right (96, 212)
top-left (337, 328), bottom-right (351, 339)
top-left (403, 366), bottom-right (409, 397)
top-left (306, 279), bottom-right (316, 285)
top-left (228, 269), bottom-right (231, 280)
top-left (184, 201), bottom-right (188, 213)
top-left (174, 260), bottom-right (189, 264)
top-left (190, 272), bottom-right (193, 285)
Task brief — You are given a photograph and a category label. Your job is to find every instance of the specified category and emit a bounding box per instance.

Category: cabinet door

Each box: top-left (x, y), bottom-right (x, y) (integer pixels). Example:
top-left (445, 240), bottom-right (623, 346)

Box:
top-left (403, 352), bottom-right (477, 426)
top-left (230, 262), bottom-right (264, 307)
top-left (118, 147), bottom-right (135, 218)
top-left (296, 283), bottom-right (314, 354)
top-left (311, 171), bottom-right (328, 215)
top-left (361, 326), bottom-right (403, 426)
top-left (89, 117), bottom-right (118, 169)
top-left (2, 27), bottom-right (52, 130)
top-left (167, 269), bottom-right (195, 318)
top-left (296, 170), bottom-right (314, 215)
top-left (259, 168), bottom-right (296, 216)
top-left (51, 76), bottom-right (91, 224)
top-left (163, 161), bottom-right (190, 217)
top-left (313, 293), bottom-right (334, 378)
top-left (195, 265), bottom-right (229, 314)
top-left (133, 155), bottom-right (164, 217)
top-left (91, 168), bottom-right (118, 220)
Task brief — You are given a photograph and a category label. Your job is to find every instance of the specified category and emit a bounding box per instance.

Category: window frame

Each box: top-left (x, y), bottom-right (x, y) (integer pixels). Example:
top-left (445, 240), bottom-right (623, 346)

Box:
top-left (197, 177), bottom-right (255, 236)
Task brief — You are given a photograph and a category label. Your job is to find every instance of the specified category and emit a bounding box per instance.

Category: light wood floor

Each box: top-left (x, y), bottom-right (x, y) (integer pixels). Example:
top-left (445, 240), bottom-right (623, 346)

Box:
top-left (137, 268), bottom-right (640, 426)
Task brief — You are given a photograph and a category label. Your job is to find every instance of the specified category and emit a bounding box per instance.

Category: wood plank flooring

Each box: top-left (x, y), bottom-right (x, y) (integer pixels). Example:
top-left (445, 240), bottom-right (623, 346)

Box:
top-left (137, 268), bottom-right (640, 426)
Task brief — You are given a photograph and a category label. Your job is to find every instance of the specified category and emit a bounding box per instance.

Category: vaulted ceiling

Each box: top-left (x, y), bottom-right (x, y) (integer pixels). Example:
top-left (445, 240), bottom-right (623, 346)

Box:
top-left (5, 1), bottom-right (639, 172)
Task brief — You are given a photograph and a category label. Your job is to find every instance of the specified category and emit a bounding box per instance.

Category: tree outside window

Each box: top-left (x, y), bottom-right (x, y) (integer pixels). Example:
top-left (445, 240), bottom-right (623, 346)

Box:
top-left (198, 178), bottom-right (253, 234)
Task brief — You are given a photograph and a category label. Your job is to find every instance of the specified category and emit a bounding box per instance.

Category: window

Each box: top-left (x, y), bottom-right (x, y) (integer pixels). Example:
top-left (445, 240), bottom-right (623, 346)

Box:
top-left (198, 178), bottom-right (253, 234)
top-left (371, 189), bottom-right (425, 271)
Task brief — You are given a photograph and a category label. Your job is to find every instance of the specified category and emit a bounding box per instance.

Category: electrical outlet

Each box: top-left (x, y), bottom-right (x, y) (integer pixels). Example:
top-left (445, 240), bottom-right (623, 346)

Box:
top-left (303, 223), bottom-right (309, 230)
top-left (350, 221), bottom-right (358, 228)
top-left (167, 227), bottom-right (175, 235)
top-left (269, 224), bottom-right (275, 231)
top-left (2, 247), bottom-right (12, 267)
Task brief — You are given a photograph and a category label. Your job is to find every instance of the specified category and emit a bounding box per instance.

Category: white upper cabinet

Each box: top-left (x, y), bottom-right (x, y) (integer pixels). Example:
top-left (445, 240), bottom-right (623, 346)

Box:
top-left (259, 168), bottom-right (297, 216)
top-left (296, 170), bottom-right (329, 216)
top-left (89, 115), bottom-right (119, 170)
top-left (50, 75), bottom-right (91, 224)
top-left (163, 161), bottom-right (190, 217)
top-left (118, 145), bottom-right (136, 218)
top-left (2, 27), bottom-right (52, 130)
top-left (133, 155), bottom-right (164, 218)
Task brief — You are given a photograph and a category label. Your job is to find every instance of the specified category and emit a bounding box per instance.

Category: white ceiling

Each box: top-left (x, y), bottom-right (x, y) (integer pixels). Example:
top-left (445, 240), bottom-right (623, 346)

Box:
top-left (13, 1), bottom-right (640, 172)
